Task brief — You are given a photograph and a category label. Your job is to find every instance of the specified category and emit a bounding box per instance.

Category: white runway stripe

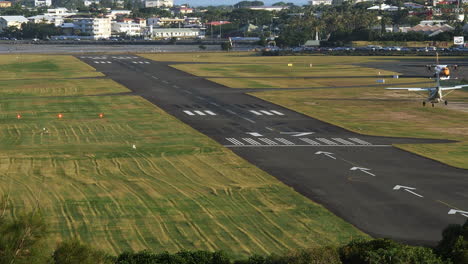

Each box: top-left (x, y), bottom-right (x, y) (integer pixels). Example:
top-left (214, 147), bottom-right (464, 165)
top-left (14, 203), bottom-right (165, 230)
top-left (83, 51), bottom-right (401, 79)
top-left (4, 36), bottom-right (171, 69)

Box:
top-left (274, 138), bottom-right (295, 145)
top-left (226, 138), bottom-right (244, 145)
top-left (299, 138), bottom-right (320, 145)
top-left (270, 110), bottom-right (284, 116)
top-left (183, 110), bottom-right (195, 116)
top-left (348, 138), bottom-right (371, 145)
top-left (332, 138), bottom-right (355, 145)
top-left (249, 110), bottom-right (262, 115)
top-left (260, 110), bottom-right (274, 116)
top-left (259, 138), bottom-right (278, 145)
top-left (243, 138), bottom-right (261, 145)
top-left (194, 110), bottom-right (206, 116)
top-left (204, 110), bottom-right (216, 116)
top-left (316, 138), bottom-right (338, 145)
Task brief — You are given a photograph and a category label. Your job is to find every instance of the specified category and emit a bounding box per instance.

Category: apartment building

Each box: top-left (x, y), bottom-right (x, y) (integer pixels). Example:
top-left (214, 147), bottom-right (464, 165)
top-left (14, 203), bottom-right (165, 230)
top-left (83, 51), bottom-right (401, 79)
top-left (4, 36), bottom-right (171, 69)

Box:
top-left (73, 17), bottom-right (111, 39)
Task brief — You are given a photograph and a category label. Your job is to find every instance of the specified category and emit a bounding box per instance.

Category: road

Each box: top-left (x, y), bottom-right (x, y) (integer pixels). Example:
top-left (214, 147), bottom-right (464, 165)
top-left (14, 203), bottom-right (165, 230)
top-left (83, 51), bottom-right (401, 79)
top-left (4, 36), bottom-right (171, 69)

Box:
top-left (78, 54), bottom-right (468, 245)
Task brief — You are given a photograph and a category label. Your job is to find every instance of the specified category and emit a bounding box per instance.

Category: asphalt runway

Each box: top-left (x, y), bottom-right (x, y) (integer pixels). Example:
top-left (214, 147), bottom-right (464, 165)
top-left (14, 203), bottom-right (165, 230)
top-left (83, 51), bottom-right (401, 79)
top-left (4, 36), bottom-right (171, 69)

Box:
top-left (77, 54), bottom-right (468, 245)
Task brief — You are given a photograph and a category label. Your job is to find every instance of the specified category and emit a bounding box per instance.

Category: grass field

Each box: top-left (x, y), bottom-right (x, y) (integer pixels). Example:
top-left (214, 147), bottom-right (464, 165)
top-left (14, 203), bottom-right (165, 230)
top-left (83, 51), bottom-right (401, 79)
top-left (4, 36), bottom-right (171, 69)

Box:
top-left (254, 87), bottom-right (468, 168)
top-left (145, 52), bottom-right (468, 169)
top-left (0, 55), bottom-right (367, 258)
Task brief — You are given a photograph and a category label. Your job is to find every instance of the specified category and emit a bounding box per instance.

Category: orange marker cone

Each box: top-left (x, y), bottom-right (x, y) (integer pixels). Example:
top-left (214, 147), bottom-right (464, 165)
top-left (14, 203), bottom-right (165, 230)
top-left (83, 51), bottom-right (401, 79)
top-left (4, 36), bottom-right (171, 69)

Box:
top-left (16, 114), bottom-right (21, 119)
top-left (99, 113), bottom-right (104, 118)
top-left (58, 113), bottom-right (63, 119)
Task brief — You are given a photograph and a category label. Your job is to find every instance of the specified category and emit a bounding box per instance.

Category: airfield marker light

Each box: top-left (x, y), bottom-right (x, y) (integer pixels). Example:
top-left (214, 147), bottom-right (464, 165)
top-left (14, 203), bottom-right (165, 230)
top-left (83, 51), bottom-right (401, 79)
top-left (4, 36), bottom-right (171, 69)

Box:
top-left (16, 114), bottom-right (21, 119)
top-left (288, 63), bottom-right (293, 67)
top-left (58, 113), bottom-right (63, 119)
top-left (99, 113), bottom-right (104, 118)
top-left (132, 144), bottom-right (136, 149)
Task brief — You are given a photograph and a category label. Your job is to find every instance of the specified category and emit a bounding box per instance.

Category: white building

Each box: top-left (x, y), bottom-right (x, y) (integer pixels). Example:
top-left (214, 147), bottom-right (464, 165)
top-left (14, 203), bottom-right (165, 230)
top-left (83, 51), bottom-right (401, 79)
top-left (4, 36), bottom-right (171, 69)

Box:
top-left (28, 15), bottom-right (64, 26)
top-left (35, 0), bottom-right (52, 7)
top-left (84, 0), bottom-right (100, 6)
top-left (147, 17), bottom-right (184, 27)
top-left (107, 10), bottom-right (132, 19)
top-left (111, 21), bottom-right (143, 36)
top-left (309, 0), bottom-right (332, 5)
top-left (147, 27), bottom-right (201, 39)
top-left (145, 0), bottom-right (173, 7)
top-left (0, 16), bottom-right (29, 31)
top-left (45, 8), bottom-right (77, 17)
top-left (73, 17), bottom-right (111, 39)
top-left (248, 6), bottom-right (289, 11)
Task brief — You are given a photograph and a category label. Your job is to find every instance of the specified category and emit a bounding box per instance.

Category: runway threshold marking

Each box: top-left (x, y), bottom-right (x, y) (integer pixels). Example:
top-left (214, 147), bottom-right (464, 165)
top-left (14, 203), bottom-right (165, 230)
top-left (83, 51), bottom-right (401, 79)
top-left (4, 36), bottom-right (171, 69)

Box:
top-left (349, 138), bottom-right (371, 145)
top-left (274, 138), bottom-right (295, 145)
top-left (249, 110), bottom-right (285, 116)
top-left (183, 110), bottom-right (195, 116)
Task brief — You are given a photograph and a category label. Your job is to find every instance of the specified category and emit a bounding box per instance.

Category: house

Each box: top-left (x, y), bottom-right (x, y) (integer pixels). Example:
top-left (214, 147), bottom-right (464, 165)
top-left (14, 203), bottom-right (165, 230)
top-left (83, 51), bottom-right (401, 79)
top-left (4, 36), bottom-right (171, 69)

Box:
top-left (367, 4), bottom-right (402, 11)
top-left (248, 6), bottom-right (289, 11)
top-left (147, 27), bottom-right (201, 39)
top-left (106, 10), bottom-right (131, 19)
top-left (28, 15), bottom-right (64, 26)
top-left (0, 16), bottom-right (28, 31)
top-left (72, 17), bottom-right (111, 39)
top-left (0, 1), bottom-right (12, 8)
top-left (402, 21), bottom-right (453, 36)
top-left (84, 0), bottom-right (100, 6)
top-left (309, 0), bottom-right (332, 5)
top-left (35, 0), bottom-right (52, 7)
top-left (147, 17), bottom-right (184, 27)
top-left (45, 8), bottom-right (77, 17)
top-left (173, 6), bottom-right (193, 14)
top-left (145, 0), bottom-right (173, 8)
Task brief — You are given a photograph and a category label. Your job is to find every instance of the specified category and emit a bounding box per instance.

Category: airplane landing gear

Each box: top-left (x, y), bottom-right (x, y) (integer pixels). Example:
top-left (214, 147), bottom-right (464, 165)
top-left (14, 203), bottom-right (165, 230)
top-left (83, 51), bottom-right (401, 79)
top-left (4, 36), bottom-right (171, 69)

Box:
top-left (432, 103), bottom-right (435, 107)
top-left (423, 101), bottom-right (426, 106)
top-left (445, 100), bottom-right (448, 106)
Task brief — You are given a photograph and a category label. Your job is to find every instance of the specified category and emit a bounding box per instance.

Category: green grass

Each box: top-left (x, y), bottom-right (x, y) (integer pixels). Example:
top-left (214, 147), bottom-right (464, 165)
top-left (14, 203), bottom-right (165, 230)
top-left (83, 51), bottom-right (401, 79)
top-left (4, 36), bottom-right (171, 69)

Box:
top-left (0, 55), bottom-right (102, 79)
top-left (141, 52), bottom-right (402, 64)
top-left (253, 87), bottom-right (468, 168)
top-left (0, 55), bottom-right (367, 258)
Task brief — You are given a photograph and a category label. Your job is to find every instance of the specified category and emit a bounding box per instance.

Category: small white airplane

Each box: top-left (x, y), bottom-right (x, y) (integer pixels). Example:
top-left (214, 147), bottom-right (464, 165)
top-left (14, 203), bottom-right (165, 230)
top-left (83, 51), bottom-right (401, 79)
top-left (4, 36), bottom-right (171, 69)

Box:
top-left (386, 73), bottom-right (468, 107)
top-left (404, 53), bottom-right (460, 80)
top-left (425, 53), bottom-right (459, 80)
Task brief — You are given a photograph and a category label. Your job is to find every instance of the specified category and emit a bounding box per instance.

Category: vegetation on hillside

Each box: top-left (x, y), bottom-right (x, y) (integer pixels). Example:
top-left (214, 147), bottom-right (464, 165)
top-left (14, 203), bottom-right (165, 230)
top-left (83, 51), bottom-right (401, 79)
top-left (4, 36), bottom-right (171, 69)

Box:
top-left (0, 208), bottom-right (465, 264)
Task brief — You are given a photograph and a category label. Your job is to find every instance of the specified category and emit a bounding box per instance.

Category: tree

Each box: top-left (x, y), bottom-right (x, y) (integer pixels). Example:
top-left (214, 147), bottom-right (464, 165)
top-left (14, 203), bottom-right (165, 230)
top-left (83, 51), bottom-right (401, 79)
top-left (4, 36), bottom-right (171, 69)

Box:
top-left (234, 1), bottom-right (264, 8)
top-left (221, 41), bottom-right (232, 51)
top-left (437, 220), bottom-right (468, 264)
top-left (0, 211), bottom-right (50, 264)
top-left (53, 240), bottom-right (113, 264)
top-left (340, 239), bottom-right (447, 264)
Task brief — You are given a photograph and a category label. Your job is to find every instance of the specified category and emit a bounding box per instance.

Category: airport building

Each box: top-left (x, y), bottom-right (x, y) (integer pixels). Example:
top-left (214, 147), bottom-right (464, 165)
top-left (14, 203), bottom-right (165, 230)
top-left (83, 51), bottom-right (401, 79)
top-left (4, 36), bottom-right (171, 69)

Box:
top-left (146, 27), bottom-right (202, 39)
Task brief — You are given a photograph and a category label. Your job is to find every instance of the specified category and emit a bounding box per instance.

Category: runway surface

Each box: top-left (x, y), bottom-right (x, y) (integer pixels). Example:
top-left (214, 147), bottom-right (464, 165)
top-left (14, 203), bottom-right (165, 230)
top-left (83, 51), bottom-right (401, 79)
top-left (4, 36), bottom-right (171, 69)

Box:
top-left (78, 54), bottom-right (468, 245)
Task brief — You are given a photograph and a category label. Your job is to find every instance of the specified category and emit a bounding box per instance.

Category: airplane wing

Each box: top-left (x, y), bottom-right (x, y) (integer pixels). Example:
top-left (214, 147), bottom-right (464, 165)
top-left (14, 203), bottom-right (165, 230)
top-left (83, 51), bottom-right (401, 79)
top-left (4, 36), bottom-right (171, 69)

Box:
top-left (386, 87), bottom-right (434, 91)
top-left (440, 85), bottom-right (468, 90)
